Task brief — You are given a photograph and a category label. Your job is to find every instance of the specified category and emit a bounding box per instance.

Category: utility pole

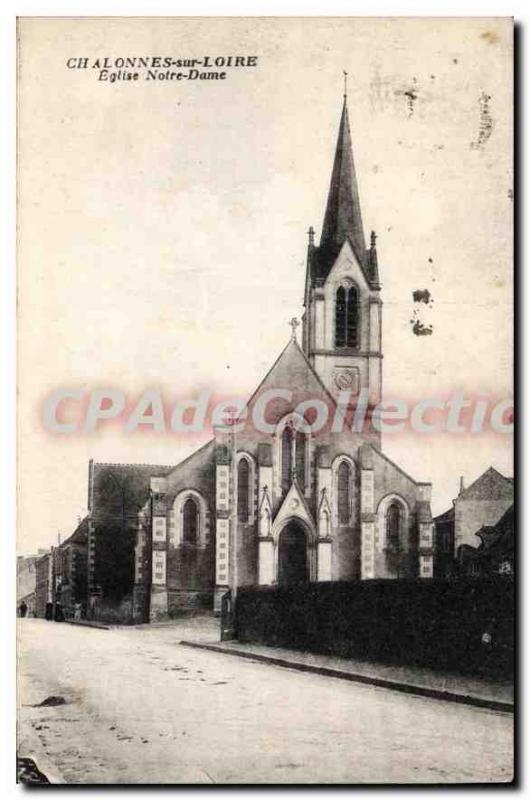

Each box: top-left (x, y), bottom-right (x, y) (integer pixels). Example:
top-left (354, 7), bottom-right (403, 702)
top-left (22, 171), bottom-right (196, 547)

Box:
top-left (226, 408), bottom-right (240, 602)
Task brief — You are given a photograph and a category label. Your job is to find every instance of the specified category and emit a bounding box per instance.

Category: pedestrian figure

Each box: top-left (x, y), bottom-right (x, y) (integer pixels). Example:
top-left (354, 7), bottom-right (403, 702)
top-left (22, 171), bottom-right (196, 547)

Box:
top-left (479, 615), bottom-right (500, 678)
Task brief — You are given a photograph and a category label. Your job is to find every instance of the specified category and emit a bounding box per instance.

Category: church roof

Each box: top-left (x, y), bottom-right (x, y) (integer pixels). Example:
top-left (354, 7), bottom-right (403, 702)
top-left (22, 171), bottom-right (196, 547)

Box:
top-left (364, 443), bottom-right (420, 487)
top-left (246, 335), bottom-right (336, 423)
top-left (309, 97), bottom-right (379, 289)
top-left (88, 461), bottom-right (174, 523)
top-left (162, 439), bottom-right (216, 499)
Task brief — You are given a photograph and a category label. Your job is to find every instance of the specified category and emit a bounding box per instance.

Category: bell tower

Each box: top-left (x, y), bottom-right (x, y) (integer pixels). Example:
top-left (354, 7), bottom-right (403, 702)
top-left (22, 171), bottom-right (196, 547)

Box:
top-left (302, 94), bottom-right (382, 409)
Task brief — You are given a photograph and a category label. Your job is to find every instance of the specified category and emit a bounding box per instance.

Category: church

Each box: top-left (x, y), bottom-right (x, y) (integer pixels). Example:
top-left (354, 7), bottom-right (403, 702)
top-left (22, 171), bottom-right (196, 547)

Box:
top-left (132, 95), bottom-right (435, 622)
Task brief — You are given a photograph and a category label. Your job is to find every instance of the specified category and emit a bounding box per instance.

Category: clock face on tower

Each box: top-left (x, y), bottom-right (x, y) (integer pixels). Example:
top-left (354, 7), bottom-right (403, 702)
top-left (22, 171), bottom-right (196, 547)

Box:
top-left (333, 368), bottom-right (359, 392)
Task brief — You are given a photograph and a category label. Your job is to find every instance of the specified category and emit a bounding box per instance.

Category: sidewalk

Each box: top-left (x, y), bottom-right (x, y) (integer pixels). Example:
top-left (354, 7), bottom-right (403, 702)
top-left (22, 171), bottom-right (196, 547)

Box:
top-left (179, 638), bottom-right (514, 713)
top-left (62, 618), bottom-right (111, 630)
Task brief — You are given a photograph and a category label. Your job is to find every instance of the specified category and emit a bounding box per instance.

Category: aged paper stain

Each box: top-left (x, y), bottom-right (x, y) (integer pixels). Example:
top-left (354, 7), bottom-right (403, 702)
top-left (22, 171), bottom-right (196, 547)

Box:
top-left (481, 31), bottom-right (500, 45)
top-left (470, 92), bottom-right (494, 150)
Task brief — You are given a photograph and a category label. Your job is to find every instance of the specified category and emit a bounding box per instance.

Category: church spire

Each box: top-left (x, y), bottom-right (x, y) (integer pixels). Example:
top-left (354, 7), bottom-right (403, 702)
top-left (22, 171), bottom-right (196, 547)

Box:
top-left (302, 90), bottom-right (382, 413)
top-left (319, 94), bottom-right (366, 267)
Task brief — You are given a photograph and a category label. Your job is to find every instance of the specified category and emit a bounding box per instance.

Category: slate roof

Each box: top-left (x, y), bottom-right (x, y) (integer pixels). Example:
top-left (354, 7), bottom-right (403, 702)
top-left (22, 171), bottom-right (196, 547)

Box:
top-left (161, 439), bottom-right (216, 501)
top-left (60, 515), bottom-right (89, 548)
top-left (434, 506), bottom-right (455, 525)
top-left (457, 467), bottom-right (513, 501)
top-left (245, 335), bottom-right (337, 422)
top-left (88, 461), bottom-right (174, 523)
top-left (309, 97), bottom-right (379, 289)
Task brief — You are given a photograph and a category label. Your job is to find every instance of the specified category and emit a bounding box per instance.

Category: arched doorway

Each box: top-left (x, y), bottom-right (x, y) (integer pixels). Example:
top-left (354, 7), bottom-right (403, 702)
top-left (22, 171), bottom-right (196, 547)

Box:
top-left (278, 521), bottom-right (308, 586)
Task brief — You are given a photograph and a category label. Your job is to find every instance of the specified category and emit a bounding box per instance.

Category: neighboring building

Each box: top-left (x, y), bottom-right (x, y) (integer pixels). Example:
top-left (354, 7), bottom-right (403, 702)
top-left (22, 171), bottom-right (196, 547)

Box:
top-left (432, 506), bottom-right (455, 579)
top-left (17, 554), bottom-right (40, 615)
top-left (457, 504), bottom-right (514, 578)
top-left (35, 550), bottom-right (53, 618)
top-left (433, 467), bottom-right (514, 578)
top-left (132, 96), bottom-right (436, 622)
top-left (454, 467), bottom-right (513, 552)
top-left (55, 517), bottom-right (89, 619)
top-left (87, 460), bottom-right (173, 620)
top-left (19, 523), bottom-right (88, 621)
top-left (21, 463), bottom-right (174, 623)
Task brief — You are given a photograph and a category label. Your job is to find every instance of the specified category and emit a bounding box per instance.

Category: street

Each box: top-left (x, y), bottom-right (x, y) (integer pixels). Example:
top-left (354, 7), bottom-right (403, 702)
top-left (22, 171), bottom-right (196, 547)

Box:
top-left (17, 618), bottom-right (513, 784)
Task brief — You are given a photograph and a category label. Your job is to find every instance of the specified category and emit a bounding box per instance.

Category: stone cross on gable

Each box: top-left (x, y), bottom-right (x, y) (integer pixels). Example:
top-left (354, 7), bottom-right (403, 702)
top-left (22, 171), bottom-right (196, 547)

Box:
top-left (289, 317), bottom-right (299, 341)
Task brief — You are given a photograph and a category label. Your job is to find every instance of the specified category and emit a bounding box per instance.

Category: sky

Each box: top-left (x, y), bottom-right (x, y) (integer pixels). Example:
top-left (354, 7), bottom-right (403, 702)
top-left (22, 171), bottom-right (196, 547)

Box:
top-left (17, 17), bottom-right (513, 553)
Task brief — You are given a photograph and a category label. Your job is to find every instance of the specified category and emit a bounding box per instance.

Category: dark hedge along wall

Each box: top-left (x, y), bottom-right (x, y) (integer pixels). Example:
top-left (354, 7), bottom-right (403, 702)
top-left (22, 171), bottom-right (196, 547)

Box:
top-left (235, 578), bottom-right (514, 679)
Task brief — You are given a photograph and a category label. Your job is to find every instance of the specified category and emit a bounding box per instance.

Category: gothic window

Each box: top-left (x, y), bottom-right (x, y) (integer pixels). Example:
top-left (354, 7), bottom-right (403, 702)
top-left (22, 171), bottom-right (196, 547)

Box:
top-left (182, 498), bottom-right (199, 545)
top-left (337, 461), bottom-right (351, 524)
top-left (295, 430), bottom-right (306, 491)
top-left (386, 502), bottom-right (401, 551)
top-left (237, 458), bottom-right (250, 522)
top-left (281, 426), bottom-right (293, 492)
top-left (346, 287), bottom-right (359, 348)
top-left (335, 287), bottom-right (346, 348)
top-left (335, 285), bottom-right (359, 348)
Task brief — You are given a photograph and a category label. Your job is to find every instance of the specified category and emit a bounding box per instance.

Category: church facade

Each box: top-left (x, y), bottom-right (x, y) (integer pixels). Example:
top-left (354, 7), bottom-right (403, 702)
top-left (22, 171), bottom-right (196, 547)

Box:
top-left (132, 97), bottom-right (435, 622)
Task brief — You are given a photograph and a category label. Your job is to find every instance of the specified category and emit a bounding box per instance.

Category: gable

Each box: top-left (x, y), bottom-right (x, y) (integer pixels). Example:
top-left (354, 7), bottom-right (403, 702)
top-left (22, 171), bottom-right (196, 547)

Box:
top-left (272, 480), bottom-right (315, 535)
top-left (245, 339), bottom-right (336, 428)
top-left (460, 467), bottom-right (514, 502)
top-left (324, 239), bottom-right (371, 293)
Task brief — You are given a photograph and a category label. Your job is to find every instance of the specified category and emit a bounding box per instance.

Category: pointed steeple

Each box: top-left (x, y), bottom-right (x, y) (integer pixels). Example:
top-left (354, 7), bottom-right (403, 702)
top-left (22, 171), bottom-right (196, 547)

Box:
top-left (302, 90), bottom-right (383, 418)
top-left (320, 96), bottom-right (366, 268)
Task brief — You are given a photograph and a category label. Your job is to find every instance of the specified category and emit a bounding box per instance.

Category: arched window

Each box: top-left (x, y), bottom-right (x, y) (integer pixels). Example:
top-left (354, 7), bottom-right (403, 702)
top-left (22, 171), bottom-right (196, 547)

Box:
top-left (281, 426), bottom-right (293, 492)
top-left (386, 503), bottom-right (401, 551)
top-left (335, 285), bottom-right (359, 348)
top-left (335, 287), bottom-right (347, 348)
top-left (346, 287), bottom-right (358, 348)
top-left (337, 461), bottom-right (351, 524)
top-left (182, 498), bottom-right (199, 545)
top-left (237, 458), bottom-right (250, 522)
top-left (295, 430), bottom-right (306, 491)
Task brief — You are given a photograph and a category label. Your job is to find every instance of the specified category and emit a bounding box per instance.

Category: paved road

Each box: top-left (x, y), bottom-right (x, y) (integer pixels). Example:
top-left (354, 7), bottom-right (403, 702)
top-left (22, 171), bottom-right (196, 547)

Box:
top-left (17, 618), bottom-right (513, 784)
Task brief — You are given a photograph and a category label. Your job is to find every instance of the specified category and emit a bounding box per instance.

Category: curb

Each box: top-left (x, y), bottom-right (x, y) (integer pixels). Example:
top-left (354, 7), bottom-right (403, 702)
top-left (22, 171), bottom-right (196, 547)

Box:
top-left (179, 640), bottom-right (514, 714)
top-left (62, 620), bottom-right (111, 630)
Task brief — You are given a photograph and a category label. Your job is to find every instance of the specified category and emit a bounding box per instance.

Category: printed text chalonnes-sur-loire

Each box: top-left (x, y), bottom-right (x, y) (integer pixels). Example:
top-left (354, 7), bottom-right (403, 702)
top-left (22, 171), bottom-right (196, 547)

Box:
top-left (66, 55), bottom-right (259, 82)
